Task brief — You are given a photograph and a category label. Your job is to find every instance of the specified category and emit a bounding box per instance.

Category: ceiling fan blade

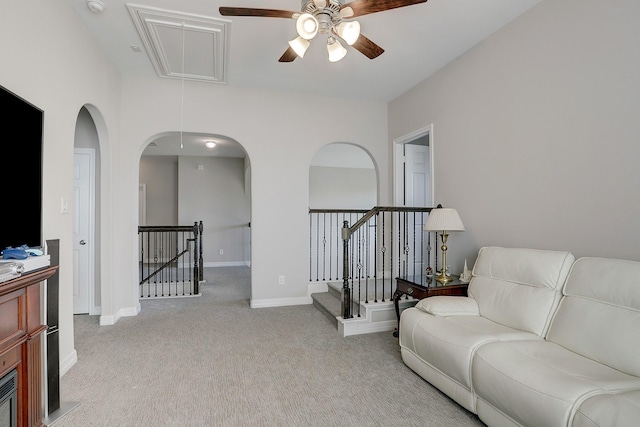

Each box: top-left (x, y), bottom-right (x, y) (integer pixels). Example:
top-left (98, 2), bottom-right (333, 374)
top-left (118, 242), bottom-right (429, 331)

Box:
top-left (341, 0), bottom-right (427, 18)
top-left (278, 47), bottom-right (298, 62)
top-left (350, 34), bottom-right (385, 59)
top-left (219, 7), bottom-right (298, 19)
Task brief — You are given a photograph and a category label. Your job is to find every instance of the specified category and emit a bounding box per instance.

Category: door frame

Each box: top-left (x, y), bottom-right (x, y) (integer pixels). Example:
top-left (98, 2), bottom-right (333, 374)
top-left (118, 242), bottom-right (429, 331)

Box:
top-left (73, 148), bottom-right (97, 315)
top-left (393, 124), bottom-right (435, 206)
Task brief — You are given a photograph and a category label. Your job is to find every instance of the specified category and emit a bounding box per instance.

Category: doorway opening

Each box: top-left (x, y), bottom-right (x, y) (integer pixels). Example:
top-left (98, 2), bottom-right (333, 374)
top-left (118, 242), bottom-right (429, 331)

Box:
top-left (393, 124), bottom-right (434, 208)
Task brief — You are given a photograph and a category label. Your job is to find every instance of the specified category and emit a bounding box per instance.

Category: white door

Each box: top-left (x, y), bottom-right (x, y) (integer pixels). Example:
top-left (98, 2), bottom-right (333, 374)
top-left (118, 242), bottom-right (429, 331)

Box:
top-left (73, 149), bottom-right (95, 314)
top-left (404, 143), bottom-right (430, 275)
top-left (405, 143), bottom-right (430, 207)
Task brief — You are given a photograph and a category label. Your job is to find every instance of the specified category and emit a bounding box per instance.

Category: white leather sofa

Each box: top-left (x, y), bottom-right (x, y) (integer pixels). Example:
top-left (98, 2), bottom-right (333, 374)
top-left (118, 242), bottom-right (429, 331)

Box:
top-left (399, 247), bottom-right (640, 427)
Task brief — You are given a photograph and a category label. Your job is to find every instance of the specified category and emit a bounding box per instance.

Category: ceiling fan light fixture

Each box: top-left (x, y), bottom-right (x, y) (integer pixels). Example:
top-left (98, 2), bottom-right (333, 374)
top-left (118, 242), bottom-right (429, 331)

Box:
top-left (289, 36), bottom-right (311, 58)
top-left (335, 20), bottom-right (360, 45)
top-left (296, 13), bottom-right (319, 40)
top-left (327, 36), bottom-right (347, 62)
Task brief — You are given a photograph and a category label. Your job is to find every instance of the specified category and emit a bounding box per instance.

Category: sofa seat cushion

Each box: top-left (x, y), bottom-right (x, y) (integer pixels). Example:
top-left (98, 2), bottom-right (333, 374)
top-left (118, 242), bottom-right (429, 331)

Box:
top-left (573, 390), bottom-right (640, 427)
top-left (473, 340), bottom-right (640, 427)
top-left (400, 307), bottom-right (541, 398)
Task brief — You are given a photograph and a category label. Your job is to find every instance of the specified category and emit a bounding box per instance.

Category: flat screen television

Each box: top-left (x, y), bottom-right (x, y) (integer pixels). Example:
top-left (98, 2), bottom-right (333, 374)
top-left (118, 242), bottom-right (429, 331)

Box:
top-left (0, 85), bottom-right (43, 251)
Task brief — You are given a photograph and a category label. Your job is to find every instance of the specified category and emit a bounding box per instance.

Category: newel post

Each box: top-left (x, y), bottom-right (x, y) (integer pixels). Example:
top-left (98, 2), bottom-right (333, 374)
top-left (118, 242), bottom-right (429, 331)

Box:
top-left (341, 220), bottom-right (352, 319)
top-left (198, 220), bottom-right (204, 282)
top-left (193, 222), bottom-right (200, 294)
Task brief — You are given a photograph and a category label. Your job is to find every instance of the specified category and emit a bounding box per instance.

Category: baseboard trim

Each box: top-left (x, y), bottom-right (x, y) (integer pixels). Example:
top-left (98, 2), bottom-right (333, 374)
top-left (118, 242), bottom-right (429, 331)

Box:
top-left (250, 296), bottom-right (312, 308)
top-left (203, 261), bottom-right (250, 267)
top-left (99, 304), bottom-right (139, 325)
top-left (59, 350), bottom-right (78, 377)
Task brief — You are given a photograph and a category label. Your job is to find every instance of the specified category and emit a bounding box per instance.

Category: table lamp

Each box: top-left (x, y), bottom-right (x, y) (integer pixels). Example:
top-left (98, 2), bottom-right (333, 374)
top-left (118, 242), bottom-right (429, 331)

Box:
top-left (424, 208), bottom-right (465, 284)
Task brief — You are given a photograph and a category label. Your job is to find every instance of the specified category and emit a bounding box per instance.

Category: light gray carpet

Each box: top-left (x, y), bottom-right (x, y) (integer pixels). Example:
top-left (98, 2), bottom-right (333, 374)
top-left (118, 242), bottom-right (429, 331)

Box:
top-left (55, 267), bottom-right (484, 427)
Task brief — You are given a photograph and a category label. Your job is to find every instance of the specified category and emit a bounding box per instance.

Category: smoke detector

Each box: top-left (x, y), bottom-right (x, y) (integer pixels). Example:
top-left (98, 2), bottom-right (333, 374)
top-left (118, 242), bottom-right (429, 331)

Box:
top-left (87, 0), bottom-right (105, 14)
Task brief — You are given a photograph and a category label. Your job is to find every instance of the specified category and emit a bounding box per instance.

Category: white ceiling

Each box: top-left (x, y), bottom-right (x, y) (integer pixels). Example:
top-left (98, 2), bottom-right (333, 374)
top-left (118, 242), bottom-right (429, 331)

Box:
top-left (65, 0), bottom-right (542, 156)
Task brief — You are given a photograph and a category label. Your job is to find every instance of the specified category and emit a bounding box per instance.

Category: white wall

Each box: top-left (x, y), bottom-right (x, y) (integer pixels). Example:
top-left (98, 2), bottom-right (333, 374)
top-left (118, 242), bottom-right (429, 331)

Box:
top-left (118, 80), bottom-right (389, 310)
top-left (1, 2), bottom-right (122, 373)
top-left (0, 1), bottom-right (383, 376)
top-left (389, 0), bottom-right (640, 273)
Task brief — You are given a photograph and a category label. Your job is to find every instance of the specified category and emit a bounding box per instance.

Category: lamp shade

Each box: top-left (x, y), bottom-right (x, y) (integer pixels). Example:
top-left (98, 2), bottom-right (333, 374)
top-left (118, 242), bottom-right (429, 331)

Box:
top-left (296, 13), bottom-right (319, 40)
top-left (335, 21), bottom-right (360, 45)
top-left (288, 37), bottom-right (310, 58)
top-left (327, 37), bottom-right (347, 62)
top-left (424, 208), bottom-right (465, 232)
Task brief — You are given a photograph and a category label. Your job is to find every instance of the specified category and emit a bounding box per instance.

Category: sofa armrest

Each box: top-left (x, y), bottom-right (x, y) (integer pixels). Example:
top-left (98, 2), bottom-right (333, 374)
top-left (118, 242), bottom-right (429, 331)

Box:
top-left (415, 296), bottom-right (480, 316)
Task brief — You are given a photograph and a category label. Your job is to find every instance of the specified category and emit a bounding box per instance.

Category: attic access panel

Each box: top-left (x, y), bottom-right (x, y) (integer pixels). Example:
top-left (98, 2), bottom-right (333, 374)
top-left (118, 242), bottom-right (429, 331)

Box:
top-left (128, 4), bottom-right (230, 83)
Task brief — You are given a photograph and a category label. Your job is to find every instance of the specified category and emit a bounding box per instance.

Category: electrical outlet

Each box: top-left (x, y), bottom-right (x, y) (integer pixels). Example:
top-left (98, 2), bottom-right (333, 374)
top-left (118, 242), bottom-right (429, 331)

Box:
top-left (278, 275), bottom-right (285, 285)
top-left (219, 249), bottom-right (223, 255)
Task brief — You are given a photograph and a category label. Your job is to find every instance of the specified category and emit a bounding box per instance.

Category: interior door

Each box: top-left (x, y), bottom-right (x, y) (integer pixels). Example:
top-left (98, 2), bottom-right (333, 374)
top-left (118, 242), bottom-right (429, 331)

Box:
top-left (405, 143), bottom-right (430, 207)
top-left (404, 143), bottom-right (430, 275)
top-left (73, 149), bottom-right (94, 314)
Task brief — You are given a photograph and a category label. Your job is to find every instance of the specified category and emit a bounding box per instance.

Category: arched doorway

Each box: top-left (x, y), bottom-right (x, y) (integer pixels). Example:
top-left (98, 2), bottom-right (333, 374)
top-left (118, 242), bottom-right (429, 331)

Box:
top-left (138, 132), bottom-right (252, 297)
top-left (73, 107), bottom-right (101, 315)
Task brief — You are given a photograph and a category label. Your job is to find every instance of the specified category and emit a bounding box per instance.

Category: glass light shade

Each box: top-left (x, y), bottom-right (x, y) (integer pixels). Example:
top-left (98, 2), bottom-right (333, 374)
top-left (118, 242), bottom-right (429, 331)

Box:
top-left (288, 37), bottom-right (310, 58)
top-left (296, 13), bottom-right (319, 40)
top-left (335, 21), bottom-right (360, 45)
top-left (205, 141), bottom-right (216, 148)
top-left (327, 37), bottom-right (347, 62)
top-left (424, 208), bottom-right (465, 232)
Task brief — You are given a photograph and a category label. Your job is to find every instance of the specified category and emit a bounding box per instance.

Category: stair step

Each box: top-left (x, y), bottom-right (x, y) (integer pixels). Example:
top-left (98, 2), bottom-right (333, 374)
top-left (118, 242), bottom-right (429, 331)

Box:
top-left (311, 291), bottom-right (340, 328)
top-left (311, 287), bottom-right (365, 330)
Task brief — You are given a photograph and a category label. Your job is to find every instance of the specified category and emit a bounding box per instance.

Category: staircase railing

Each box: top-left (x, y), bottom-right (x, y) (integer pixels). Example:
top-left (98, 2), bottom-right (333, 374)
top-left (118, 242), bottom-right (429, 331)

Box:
top-left (309, 207), bottom-right (438, 319)
top-left (138, 221), bottom-right (203, 298)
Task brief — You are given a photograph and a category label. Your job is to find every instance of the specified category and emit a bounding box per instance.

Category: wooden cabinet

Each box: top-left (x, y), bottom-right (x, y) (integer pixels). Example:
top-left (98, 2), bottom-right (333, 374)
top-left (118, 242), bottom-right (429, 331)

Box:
top-left (0, 266), bottom-right (57, 427)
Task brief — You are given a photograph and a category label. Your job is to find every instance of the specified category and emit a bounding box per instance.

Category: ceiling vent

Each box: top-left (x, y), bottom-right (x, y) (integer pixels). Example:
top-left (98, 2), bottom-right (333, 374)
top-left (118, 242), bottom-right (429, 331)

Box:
top-left (127, 4), bottom-right (230, 84)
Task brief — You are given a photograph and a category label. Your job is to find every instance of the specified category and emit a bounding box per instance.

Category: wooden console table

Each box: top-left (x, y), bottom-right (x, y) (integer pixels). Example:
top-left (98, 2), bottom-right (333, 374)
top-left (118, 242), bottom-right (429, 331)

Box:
top-left (393, 275), bottom-right (468, 337)
top-left (0, 266), bottom-right (57, 427)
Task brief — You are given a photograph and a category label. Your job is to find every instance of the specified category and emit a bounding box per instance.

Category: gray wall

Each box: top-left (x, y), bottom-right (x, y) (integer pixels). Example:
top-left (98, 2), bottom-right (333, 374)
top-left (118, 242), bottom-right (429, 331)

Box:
top-left (178, 156), bottom-right (250, 266)
top-left (139, 156), bottom-right (178, 226)
top-left (309, 166), bottom-right (376, 209)
top-left (139, 155), bottom-right (251, 266)
top-left (389, 0), bottom-right (640, 273)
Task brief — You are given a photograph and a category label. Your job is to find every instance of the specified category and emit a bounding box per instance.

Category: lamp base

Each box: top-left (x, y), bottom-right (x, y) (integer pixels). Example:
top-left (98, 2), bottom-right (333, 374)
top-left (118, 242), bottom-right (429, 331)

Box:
top-left (434, 273), bottom-right (453, 284)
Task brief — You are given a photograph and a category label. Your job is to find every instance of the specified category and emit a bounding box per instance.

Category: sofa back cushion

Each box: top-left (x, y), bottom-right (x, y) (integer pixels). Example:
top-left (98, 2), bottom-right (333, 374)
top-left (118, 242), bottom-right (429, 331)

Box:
top-left (547, 257), bottom-right (640, 377)
top-left (469, 247), bottom-right (575, 336)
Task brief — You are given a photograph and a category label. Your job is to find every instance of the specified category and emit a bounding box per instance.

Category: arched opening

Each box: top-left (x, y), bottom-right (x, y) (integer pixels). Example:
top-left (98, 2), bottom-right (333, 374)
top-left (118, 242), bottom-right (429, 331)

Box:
top-left (73, 106), bottom-right (102, 315)
top-left (308, 142), bottom-right (377, 283)
top-left (138, 131), bottom-right (252, 300)
top-left (309, 143), bottom-right (377, 209)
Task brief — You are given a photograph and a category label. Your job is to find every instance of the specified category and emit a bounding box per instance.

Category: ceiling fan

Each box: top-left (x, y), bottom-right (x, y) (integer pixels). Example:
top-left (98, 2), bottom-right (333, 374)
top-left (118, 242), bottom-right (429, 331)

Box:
top-left (219, 0), bottom-right (428, 63)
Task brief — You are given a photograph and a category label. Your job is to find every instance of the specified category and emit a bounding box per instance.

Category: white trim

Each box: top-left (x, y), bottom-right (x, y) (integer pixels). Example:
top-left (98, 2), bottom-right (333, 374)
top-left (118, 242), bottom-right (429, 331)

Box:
top-left (99, 304), bottom-right (140, 325)
top-left (59, 350), bottom-right (78, 377)
top-left (338, 298), bottom-right (419, 336)
top-left (250, 296), bottom-right (312, 308)
top-left (99, 312), bottom-right (119, 325)
top-left (392, 124), bottom-right (435, 206)
top-left (204, 261), bottom-right (249, 268)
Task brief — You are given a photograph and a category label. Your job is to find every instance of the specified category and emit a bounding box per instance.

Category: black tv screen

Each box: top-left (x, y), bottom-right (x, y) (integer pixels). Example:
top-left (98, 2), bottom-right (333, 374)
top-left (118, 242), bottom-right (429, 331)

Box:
top-left (0, 85), bottom-right (43, 251)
